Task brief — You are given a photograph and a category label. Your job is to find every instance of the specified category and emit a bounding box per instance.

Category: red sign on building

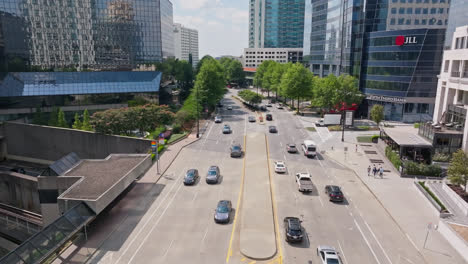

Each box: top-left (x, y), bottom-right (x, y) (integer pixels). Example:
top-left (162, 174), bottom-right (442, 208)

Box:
top-left (395, 35), bottom-right (405, 46)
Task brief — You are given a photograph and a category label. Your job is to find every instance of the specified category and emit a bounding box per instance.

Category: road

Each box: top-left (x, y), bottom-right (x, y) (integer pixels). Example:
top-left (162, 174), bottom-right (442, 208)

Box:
top-left (87, 89), bottom-right (426, 264)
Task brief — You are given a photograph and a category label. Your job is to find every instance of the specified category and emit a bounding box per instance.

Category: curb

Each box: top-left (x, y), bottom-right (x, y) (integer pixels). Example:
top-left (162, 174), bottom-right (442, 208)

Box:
top-left (325, 151), bottom-right (430, 264)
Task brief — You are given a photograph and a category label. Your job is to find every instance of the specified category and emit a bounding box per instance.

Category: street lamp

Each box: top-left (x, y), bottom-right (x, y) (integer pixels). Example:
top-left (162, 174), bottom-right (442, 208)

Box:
top-left (196, 87), bottom-right (199, 138)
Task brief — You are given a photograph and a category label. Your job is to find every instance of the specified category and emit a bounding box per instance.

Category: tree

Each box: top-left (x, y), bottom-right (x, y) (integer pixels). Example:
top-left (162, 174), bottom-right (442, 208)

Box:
top-left (32, 107), bottom-right (46, 125)
top-left (370, 104), bottom-right (384, 126)
top-left (72, 113), bottom-right (82, 129)
top-left (238, 90), bottom-right (263, 105)
top-left (57, 109), bottom-right (68, 128)
top-left (82, 109), bottom-right (92, 131)
top-left (270, 63), bottom-right (286, 99)
top-left (313, 74), bottom-right (340, 111)
top-left (262, 61), bottom-right (277, 98)
top-left (195, 55), bottom-right (214, 75)
top-left (254, 60), bottom-right (275, 90)
top-left (48, 107), bottom-right (60, 126)
top-left (227, 60), bottom-right (246, 86)
top-left (448, 149), bottom-right (468, 191)
top-left (336, 75), bottom-right (364, 107)
top-left (193, 58), bottom-right (225, 111)
top-left (279, 63), bottom-right (313, 113)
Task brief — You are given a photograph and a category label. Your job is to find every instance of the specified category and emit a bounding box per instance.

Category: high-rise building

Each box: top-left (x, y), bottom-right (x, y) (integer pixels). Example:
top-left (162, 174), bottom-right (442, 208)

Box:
top-left (173, 23), bottom-right (199, 67)
top-left (248, 0), bottom-right (305, 49)
top-left (307, 0), bottom-right (450, 122)
top-left (0, 0), bottom-right (171, 121)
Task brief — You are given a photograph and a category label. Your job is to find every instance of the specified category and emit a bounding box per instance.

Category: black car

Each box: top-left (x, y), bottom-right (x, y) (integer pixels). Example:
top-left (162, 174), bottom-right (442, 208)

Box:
top-left (214, 200), bottom-right (232, 223)
top-left (183, 169), bottom-right (199, 185)
top-left (266, 114), bottom-right (273, 121)
top-left (230, 144), bottom-right (242, 158)
top-left (206, 166), bottom-right (220, 184)
top-left (325, 185), bottom-right (344, 202)
top-left (284, 217), bottom-right (303, 243)
top-left (269, 126), bottom-right (278, 133)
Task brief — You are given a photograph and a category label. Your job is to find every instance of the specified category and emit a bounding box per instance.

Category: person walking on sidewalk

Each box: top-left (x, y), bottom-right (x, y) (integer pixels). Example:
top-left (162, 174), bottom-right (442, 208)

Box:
top-left (379, 167), bottom-right (384, 178)
top-left (367, 165), bottom-right (371, 176)
top-left (373, 165), bottom-right (377, 177)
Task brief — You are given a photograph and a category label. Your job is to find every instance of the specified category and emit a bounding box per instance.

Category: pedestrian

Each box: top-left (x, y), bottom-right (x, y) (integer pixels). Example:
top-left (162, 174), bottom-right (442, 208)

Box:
top-left (355, 144), bottom-right (358, 152)
top-left (367, 165), bottom-right (371, 176)
top-left (373, 165), bottom-right (377, 177)
top-left (380, 167), bottom-right (384, 178)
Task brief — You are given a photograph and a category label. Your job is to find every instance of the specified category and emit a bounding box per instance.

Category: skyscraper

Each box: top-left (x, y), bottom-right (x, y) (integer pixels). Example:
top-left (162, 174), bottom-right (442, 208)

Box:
top-left (248, 0), bottom-right (305, 49)
top-left (173, 23), bottom-right (199, 67)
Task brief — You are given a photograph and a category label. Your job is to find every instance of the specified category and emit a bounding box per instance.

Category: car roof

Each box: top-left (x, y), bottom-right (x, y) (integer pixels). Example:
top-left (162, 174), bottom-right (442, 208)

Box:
top-left (209, 166), bottom-right (219, 170)
top-left (218, 200), bottom-right (230, 206)
top-left (329, 185), bottom-right (341, 191)
top-left (288, 144), bottom-right (296, 146)
top-left (304, 140), bottom-right (316, 145)
top-left (297, 172), bottom-right (311, 177)
top-left (275, 161), bottom-right (285, 165)
top-left (187, 169), bottom-right (197, 173)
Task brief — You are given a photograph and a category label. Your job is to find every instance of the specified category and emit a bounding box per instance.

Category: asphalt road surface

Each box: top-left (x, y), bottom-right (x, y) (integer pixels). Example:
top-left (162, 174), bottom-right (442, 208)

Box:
top-left (88, 89), bottom-right (426, 264)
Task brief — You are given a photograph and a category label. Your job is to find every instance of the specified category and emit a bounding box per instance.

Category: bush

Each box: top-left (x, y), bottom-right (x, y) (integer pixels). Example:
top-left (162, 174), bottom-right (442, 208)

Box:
top-left (404, 161), bottom-right (442, 177)
top-left (357, 136), bottom-right (373, 143)
top-left (414, 123), bottom-right (421, 129)
top-left (328, 125), bottom-right (342, 131)
top-left (172, 123), bottom-right (183, 134)
top-left (371, 135), bottom-right (379, 142)
top-left (357, 126), bottom-right (370, 130)
top-left (433, 152), bottom-right (451, 162)
top-left (385, 146), bottom-right (402, 169)
top-left (419, 181), bottom-right (447, 211)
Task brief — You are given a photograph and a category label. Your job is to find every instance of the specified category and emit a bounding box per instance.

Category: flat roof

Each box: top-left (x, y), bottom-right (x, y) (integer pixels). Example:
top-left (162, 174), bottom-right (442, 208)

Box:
top-left (382, 125), bottom-right (433, 147)
top-left (61, 155), bottom-right (146, 200)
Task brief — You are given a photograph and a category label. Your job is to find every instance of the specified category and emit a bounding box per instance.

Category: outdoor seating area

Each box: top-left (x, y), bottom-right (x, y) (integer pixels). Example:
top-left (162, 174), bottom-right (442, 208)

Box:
top-left (419, 121), bottom-right (463, 154)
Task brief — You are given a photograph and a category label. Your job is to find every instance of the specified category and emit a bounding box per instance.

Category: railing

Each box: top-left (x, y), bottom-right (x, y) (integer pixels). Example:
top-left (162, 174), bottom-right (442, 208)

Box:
top-left (463, 71), bottom-right (468, 78)
top-left (451, 71), bottom-right (461, 77)
top-left (0, 203), bottom-right (42, 235)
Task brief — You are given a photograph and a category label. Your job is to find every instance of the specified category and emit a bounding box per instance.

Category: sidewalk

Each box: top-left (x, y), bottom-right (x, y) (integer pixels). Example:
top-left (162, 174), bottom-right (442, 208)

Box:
top-left (427, 182), bottom-right (468, 226)
top-left (53, 126), bottom-right (204, 263)
top-left (325, 141), bottom-right (466, 264)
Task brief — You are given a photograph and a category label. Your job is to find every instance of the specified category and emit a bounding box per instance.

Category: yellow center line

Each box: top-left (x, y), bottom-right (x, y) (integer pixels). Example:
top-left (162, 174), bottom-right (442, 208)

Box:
top-left (226, 134), bottom-right (247, 263)
top-left (248, 261), bottom-right (257, 264)
top-left (265, 134), bottom-right (284, 264)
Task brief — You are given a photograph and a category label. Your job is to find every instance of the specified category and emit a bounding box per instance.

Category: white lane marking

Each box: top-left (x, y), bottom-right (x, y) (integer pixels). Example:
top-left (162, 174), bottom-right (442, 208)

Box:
top-left (405, 233), bottom-right (419, 252)
top-left (114, 167), bottom-right (186, 264)
top-left (338, 240), bottom-right (349, 264)
top-left (200, 121), bottom-right (215, 151)
top-left (201, 225), bottom-right (209, 244)
top-left (162, 239), bottom-right (174, 258)
top-left (283, 154), bottom-right (287, 161)
top-left (318, 196), bottom-right (324, 207)
top-left (364, 221), bottom-right (393, 264)
top-left (399, 255), bottom-right (416, 264)
top-left (127, 180), bottom-right (185, 263)
top-left (192, 191), bottom-right (198, 202)
top-left (280, 142), bottom-right (283, 147)
top-left (353, 219), bottom-right (382, 264)
top-left (216, 140), bottom-right (219, 144)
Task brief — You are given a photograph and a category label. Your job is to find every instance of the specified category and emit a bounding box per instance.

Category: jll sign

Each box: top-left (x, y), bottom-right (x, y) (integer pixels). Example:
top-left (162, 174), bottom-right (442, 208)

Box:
top-left (395, 36), bottom-right (417, 46)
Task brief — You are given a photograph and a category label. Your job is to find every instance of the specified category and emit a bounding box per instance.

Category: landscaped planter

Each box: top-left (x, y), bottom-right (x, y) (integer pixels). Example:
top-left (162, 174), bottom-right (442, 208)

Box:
top-left (443, 183), bottom-right (468, 216)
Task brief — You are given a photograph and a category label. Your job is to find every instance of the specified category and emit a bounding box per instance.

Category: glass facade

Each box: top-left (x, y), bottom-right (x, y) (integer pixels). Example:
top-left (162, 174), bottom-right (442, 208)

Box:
top-left (444, 0), bottom-right (468, 48)
top-left (160, 0), bottom-right (174, 58)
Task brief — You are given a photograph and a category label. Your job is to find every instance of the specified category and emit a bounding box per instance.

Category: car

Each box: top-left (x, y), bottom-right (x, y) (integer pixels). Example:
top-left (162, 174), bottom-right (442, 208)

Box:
top-left (217, 101), bottom-right (223, 107)
top-left (260, 105), bottom-right (267, 111)
top-left (214, 200), bottom-right (232, 223)
top-left (315, 118), bottom-right (324, 127)
top-left (206, 166), bottom-right (220, 184)
top-left (223, 124), bottom-right (232, 134)
top-left (269, 125), bottom-right (278, 133)
top-left (215, 116), bottom-right (222, 123)
top-left (227, 106), bottom-right (233, 110)
top-left (295, 173), bottom-right (314, 192)
top-left (274, 161), bottom-right (287, 173)
top-left (325, 185), bottom-right (344, 202)
top-left (284, 217), bottom-right (304, 243)
top-left (266, 114), bottom-right (273, 121)
top-left (183, 169), bottom-right (199, 185)
top-left (248, 116), bottom-right (256, 122)
top-left (277, 103), bottom-right (284, 109)
top-left (230, 144), bottom-right (242, 158)
top-left (317, 246), bottom-right (342, 264)
top-left (266, 103), bottom-right (272, 107)
top-left (287, 144), bottom-right (298, 153)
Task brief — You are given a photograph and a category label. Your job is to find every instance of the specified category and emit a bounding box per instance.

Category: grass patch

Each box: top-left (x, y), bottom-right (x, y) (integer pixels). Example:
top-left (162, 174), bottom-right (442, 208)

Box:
top-left (328, 125), bottom-right (342, 131)
top-left (414, 123), bottom-right (421, 128)
top-left (306, 127), bottom-right (316, 132)
top-left (419, 181), bottom-right (447, 211)
top-left (167, 132), bottom-right (188, 144)
top-left (357, 136), bottom-right (373, 143)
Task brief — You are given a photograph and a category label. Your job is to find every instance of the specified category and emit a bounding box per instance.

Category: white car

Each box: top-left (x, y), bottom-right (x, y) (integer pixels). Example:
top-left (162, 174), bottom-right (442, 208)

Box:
top-left (215, 116), bottom-right (222, 123)
top-left (317, 246), bottom-right (342, 264)
top-left (274, 161), bottom-right (287, 173)
top-left (277, 103), bottom-right (284, 109)
top-left (266, 103), bottom-right (272, 107)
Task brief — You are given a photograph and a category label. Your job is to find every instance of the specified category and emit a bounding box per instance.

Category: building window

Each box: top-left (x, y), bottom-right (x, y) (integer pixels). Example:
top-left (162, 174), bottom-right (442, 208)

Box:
top-left (391, 8), bottom-right (397, 14)
top-left (415, 8), bottom-right (421, 14)
top-left (399, 8), bottom-right (405, 14)
top-left (438, 8), bottom-right (444, 14)
top-left (408, 0), bottom-right (413, 2)
top-left (460, 37), bottom-right (466, 49)
top-left (407, 8), bottom-right (413, 14)
top-left (429, 19), bottom-right (435, 25)
top-left (417, 103), bottom-right (429, 114)
top-left (398, 18), bottom-right (404, 25)
top-left (432, 0), bottom-right (438, 2)
top-left (421, 19), bottom-right (427, 25)
top-left (404, 103), bottom-right (414, 113)
top-left (430, 8), bottom-right (436, 14)
top-left (444, 60), bottom-right (450, 72)
top-left (390, 18), bottom-right (396, 25)
top-left (415, 19), bottom-right (420, 25)
top-left (406, 19), bottom-right (411, 25)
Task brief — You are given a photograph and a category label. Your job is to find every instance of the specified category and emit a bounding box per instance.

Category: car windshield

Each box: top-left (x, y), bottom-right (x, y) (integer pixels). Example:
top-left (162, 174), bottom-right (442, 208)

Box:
top-left (289, 145), bottom-right (296, 148)
top-left (276, 164), bottom-right (284, 167)
top-left (217, 206), bottom-right (229, 213)
top-left (300, 177), bottom-right (311, 181)
top-left (208, 170), bottom-right (217, 175)
top-left (186, 173), bottom-right (194, 178)
top-left (307, 146), bottom-right (316, 151)
top-left (232, 146), bottom-right (241, 151)
top-left (326, 259), bottom-right (340, 264)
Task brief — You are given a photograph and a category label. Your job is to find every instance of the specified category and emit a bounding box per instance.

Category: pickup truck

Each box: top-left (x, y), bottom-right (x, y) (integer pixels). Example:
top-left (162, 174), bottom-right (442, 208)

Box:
top-left (295, 173), bottom-right (314, 192)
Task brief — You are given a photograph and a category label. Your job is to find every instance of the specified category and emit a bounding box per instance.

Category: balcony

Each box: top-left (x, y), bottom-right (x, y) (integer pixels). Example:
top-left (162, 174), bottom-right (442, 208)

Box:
top-left (451, 71), bottom-right (461, 78)
top-left (463, 71), bottom-right (468, 78)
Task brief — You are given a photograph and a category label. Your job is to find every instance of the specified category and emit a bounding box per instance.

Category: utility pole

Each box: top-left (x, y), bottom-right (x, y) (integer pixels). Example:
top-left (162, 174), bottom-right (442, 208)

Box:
top-left (196, 86), bottom-right (199, 138)
top-left (341, 103), bottom-right (345, 142)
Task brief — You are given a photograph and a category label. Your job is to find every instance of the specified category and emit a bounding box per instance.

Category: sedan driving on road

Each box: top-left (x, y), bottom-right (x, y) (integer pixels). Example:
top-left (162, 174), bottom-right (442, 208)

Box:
top-left (206, 166), bottom-right (220, 184)
top-left (248, 116), bottom-right (256, 122)
top-left (269, 125), bottom-right (278, 133)
top-left (222, 124), bottom-right (232, 134)
top-left (266, 114), bottom-right (273, 121)
top-left (214, 200), bottom-right (232, 223)
top-left (317, 246), bottom-right (342, 264)
top-left (287, 144), bottom-right (298, 153)
top-left (215, 116), bottom-right (222, 123)
top-left (277, 103), bottom-right (284, 109)
top-left (325, 185), bottom-right (344, 202)
top-left (284, 217), bottom-right (303, 243)
top-left (274, 161), bottom-right (287, 173)
top-left (230, 144), bottom-right (242, 158)
top-left (183, 169), bottom-right (199, 185)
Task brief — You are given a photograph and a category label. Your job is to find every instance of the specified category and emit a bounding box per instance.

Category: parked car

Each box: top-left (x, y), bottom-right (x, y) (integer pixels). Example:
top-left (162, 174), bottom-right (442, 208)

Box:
top-left (183, 169), bottom-right (199, 185)
top-left (287, 144), bottom-right (298, 153)
top-left (269, 126), bottom-right (278, 133)
top-left (214, 200), bottom-right (232, 223)
top-left (274, 161), bottom-right (287, 173)
top-left (277, 103), bottom-right (284, 109)
top-left (295, 173), bottom-right (313, 192)
top-left (206, 166), bottom-right (220, 184)
top-left (223, 124), bottom-right (232, 134)
top-left (325, 185), bottom-right (344, 202)
top-left (217, 101), bottom-right (223, 107)
top-left (260, 105), bottom-right (267, 111)
top-left (215, 116), bottom-right (222, 123)
top-left (230, 144), bottom-right (242, 158)
top-left (317, 246), bottom-right (342, 264)
top-left (266, 114), bottom-right (273, 121)
top-left (284, 217), bottom-right (304, 243)
top-left (227, 106), bottom-right (233, 110)
top-left (266, 103), bottom-right (272, 107)
top-left (248, 116), bottom-right (256, 122)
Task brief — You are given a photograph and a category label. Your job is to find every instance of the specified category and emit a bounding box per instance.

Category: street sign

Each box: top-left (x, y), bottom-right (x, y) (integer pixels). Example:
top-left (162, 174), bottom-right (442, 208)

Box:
top-left (345, 111), bottom-right (354, 126)
top-left (159, 139), bottom-right (165, 145)
top-left (151, 141), bottom-right (156, 147)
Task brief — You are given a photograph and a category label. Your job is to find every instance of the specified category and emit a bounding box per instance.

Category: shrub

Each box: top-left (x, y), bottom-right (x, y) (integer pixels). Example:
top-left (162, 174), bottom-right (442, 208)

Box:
top-left (433, 152), bottom-right (451, 162)
top-left (404, 161), bottom-right (442, 177)
top-left (328, 125), bottom-right (342, 131)
top-left (414, 123), bottom-right (420, 129)
top-left (385, 146), bottom-right (402, 169)
top-left (357, 126), bottom-right (370, 130)
top-left (172, 123), bottom-right (183, 134)
top-left (371, 135), bottom-right (379, 142)
top-left (419, 181), bottom-right (447, 211)
top-left (357, 136), bottom-right (372, 143)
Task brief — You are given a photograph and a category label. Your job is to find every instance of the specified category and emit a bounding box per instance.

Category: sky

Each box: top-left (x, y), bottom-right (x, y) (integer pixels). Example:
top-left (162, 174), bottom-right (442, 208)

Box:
top-left (171, 0), bottom-right (249, 58)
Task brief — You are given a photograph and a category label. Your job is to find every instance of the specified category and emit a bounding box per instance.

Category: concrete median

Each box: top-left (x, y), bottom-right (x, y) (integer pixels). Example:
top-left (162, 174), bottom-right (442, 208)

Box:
top-left (239, 132), bottom-right (277, 260)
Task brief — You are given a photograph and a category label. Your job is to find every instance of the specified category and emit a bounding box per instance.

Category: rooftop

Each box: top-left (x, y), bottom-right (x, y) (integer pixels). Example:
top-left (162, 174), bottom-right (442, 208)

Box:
top-left (61, 155), bottom-right (147, 200)
top-left (382, 125), bottom-right (433, 147)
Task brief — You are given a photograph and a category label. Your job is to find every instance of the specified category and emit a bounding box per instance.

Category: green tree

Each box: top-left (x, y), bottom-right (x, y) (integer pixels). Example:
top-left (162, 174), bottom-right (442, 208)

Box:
top-left (82, 109), bottom-right (92, 131)
top-left (270, 63), bottom-right (286, 100)
top-left (72, 113), bottom-right (82, 129)
top-left (227, 60), bottom-right (246, 86)
top-left (336, 75), bottom-right (364, 107)
top-left (370, 104), bottom-right (384, 126)
top-left (195, 55), bottom-right (214, 75)
top-left (313, 74), bottom-right (340, 111)
top-left (57, 109), bottom-right (68, 128)
top-left (48, 107), bottom-right (60, 126)
top-left (193, 58), bottom-right (225, 111)
top-left (238, 90), bottom-right (263, 105)
top-left (280, 63), bottom-right (313, 113)
top-left (32, 107), bottom-right (46, 125)
top-left (448, 149), bottom-right (468, 191)
top-left (261, 61), bottom-right (278, 98)
top-left (254, 60), bottom-right (275, 90)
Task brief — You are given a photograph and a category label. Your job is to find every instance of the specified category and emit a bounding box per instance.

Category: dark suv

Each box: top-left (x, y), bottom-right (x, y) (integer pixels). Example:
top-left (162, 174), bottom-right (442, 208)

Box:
top-left (206, 166), bottom-right (220, 184)
top-left (183, 169), bottom-right (199, 185)
top-left (266, 114), bottom-right (273, 121)
top-left (284, 217), bottom-right (303, 243)
top-left (325, 185), bottom-right (344, 202)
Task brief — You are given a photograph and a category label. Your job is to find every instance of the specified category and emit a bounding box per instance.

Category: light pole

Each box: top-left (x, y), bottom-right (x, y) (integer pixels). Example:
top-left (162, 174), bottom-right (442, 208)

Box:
top-left (341, 103), bottom-right (346, 142)
top-left (196, 87), bottom-right (199, 138)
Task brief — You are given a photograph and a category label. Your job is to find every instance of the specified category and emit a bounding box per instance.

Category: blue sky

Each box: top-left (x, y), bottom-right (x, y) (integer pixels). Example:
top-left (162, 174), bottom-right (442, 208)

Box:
top-left (171, 0), bottom-right (248, 58)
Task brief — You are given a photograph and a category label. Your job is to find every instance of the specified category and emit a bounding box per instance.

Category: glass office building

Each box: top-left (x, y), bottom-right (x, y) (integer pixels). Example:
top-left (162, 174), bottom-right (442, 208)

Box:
top-left (444, 0), bottom-right (468, 48)
top-left (248, 0), bottom-right (305, 48)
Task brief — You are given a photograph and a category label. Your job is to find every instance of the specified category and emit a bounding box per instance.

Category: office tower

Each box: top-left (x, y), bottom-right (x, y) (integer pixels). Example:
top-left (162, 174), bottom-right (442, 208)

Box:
top-left (173, 23), bottom-right (199, 67)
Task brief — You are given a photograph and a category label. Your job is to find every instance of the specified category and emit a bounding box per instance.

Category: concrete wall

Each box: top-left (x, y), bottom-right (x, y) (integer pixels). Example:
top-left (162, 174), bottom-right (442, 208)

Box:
top-left (0, 172), bottom-right (40, 213)
top-left (438, 220), bottom-right (468, 263)
top-left (1, 122), bottom-right (152, 162)
top-left (442, 183), bottom-right (468, 216)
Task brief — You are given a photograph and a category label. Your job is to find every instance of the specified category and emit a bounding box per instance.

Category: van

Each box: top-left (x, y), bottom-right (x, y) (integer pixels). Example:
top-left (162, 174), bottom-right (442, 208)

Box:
top-left (301, 140), bottom-right (317, 158)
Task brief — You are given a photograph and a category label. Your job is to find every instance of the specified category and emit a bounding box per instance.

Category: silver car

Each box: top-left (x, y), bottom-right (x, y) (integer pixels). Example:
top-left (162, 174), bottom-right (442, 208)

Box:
top-left (206, 166), bottom-right (220, 184)
top-left (215, 116), bottom-right (222, 123)
top-left (214, 200), bottom-right (232, 223)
